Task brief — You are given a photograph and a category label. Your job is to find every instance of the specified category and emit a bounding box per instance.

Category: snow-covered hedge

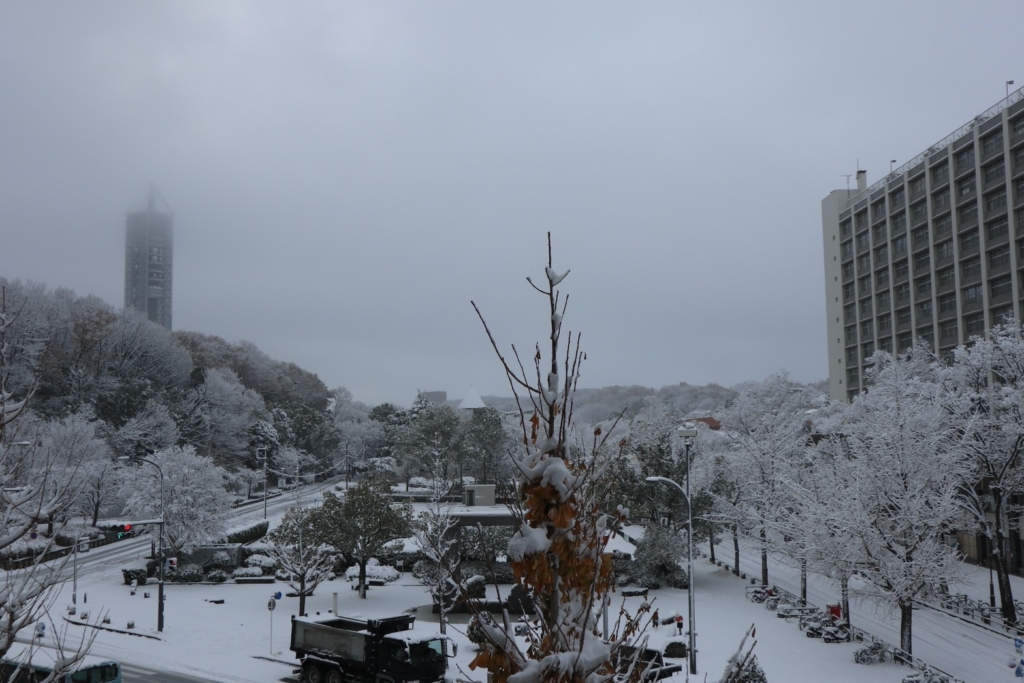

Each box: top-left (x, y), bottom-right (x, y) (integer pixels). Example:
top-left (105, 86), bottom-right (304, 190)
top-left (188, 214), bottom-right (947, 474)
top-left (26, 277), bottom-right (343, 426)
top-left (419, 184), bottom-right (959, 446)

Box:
top-left (245, 554), bottom-right (277, 574)
top-left (233, 567), bottom-right (264, 578)
top-left (224, 520), bottom-right (269, 545)
top-left (345, 558), bottom-right (399, 583)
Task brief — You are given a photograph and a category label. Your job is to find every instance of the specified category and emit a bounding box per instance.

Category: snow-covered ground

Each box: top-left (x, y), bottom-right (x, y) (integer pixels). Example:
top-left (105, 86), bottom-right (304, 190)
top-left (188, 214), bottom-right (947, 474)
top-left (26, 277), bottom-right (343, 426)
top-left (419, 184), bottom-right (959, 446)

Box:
top-left (29, 521), bottom-right (1009, 683)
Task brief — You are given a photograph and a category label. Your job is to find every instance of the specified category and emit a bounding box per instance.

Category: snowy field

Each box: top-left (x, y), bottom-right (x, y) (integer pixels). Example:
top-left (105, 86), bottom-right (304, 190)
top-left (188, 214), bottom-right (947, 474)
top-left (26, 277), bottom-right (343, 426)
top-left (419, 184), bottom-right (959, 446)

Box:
top-left (29, 523), bottom-right (1013, 683)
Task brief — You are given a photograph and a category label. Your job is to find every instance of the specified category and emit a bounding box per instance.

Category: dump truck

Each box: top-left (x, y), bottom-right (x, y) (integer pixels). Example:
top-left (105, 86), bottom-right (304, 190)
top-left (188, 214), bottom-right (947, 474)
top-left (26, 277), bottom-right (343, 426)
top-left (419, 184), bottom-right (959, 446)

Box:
top-left (290, 614), bottom-right (453, 683)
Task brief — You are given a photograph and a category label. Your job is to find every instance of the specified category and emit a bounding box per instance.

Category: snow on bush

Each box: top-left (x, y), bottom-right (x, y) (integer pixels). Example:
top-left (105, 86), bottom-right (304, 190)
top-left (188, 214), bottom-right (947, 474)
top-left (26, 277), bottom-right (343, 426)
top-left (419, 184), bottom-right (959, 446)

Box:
top-left (245, 553), bottom-right (276, 570)
top-left (344, 558), bottom-right (399, 583)
top-left (210, 550), bottom-right (233, 567)
top-left (232, 566), bottom-right (263, 578)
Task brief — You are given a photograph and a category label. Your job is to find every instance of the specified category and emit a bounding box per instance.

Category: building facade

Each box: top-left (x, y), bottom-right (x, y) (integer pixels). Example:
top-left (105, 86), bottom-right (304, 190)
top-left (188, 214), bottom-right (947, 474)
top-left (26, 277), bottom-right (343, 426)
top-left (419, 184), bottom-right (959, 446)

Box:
top-left (823, 88), bottom-right (1024, 402)
top-left (124, 188), bottom-right (174, 329)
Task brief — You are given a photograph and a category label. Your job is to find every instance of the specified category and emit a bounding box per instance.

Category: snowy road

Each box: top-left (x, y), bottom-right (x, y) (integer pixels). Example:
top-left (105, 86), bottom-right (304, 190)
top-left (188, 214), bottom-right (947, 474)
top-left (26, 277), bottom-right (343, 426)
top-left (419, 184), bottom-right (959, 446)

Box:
top-left (722, 540), bottom-right (1017, 682)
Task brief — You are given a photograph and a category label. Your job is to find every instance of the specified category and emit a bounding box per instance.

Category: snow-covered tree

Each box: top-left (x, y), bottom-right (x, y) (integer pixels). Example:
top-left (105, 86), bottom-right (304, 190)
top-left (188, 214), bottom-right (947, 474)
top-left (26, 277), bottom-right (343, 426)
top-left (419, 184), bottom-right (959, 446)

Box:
top-left (719, 372), bottom-right (809, 586)
top-left (118, 445), bottom-right (232, 557)
top-left (310, 480), bottom-right (412, 599)
top-left (107, 400), bottom-right (179, 461)
top-left (631, 522), bottom-right (688, 589)
top-left (394, 400), bottom-right (462, 490)
top-left (467, 235), bottom-right (651, 683)
top-left (411, 453), bottom-right (461, 634)
top-left (266, 503), bottom-right (335, 617)
top-left (943, 321), bottom-right (1024, 624)
top-left (838, 352), bottom-right (965, 654)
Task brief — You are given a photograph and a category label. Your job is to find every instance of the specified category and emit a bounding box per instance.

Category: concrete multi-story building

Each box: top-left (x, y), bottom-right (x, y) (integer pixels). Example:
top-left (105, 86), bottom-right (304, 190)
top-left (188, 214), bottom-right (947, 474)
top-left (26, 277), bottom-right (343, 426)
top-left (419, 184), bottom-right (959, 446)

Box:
top-left (823, 87), bottom-right (1024, 402)
top-left (124, 187), bottom-right (173, 329)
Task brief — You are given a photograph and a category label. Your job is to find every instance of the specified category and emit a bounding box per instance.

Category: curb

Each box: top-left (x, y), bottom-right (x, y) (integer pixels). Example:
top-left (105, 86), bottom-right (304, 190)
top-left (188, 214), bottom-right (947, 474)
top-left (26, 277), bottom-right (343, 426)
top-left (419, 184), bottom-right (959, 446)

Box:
top-left (61, 615), bottom-right (162, 640)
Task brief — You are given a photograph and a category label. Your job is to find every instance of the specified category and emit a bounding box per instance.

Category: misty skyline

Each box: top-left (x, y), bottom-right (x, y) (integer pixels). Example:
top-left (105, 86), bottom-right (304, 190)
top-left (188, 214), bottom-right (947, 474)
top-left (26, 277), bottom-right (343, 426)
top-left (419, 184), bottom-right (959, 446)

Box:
top-left (2, 2), bottom-right (1023, 406)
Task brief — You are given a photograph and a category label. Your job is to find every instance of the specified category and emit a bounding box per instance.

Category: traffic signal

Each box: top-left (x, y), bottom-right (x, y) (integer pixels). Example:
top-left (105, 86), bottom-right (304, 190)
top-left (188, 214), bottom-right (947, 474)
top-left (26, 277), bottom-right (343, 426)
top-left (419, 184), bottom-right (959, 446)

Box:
top-left (115, 524), bottom-right (133, 539)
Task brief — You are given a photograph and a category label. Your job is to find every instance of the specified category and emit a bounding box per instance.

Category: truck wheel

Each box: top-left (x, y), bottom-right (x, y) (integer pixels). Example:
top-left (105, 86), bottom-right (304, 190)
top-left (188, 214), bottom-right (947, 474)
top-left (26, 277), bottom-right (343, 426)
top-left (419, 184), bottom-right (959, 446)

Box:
top-left (303, 662), bottom-right (324, 683)
top-left (326, 668), bottom-right (343, 683)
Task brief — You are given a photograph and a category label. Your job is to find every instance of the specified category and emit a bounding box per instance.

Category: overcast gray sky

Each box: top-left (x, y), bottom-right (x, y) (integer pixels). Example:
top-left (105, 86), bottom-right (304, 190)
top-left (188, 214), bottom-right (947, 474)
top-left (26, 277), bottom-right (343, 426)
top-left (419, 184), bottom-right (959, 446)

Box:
top-left (2, 2), bottom-right (1022, 407)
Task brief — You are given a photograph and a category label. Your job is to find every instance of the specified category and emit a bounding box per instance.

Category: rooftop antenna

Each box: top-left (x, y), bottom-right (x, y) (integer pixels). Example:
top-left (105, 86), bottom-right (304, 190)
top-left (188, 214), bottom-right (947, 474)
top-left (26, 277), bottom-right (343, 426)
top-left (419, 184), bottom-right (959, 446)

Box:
top-left (841, 174), bottom-right (853, 197)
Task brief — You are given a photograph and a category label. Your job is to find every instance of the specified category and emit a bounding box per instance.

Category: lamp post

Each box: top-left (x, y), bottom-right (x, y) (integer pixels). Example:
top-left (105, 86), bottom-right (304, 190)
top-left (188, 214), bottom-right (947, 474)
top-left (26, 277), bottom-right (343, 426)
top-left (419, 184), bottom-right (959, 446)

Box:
top-left (120, 456), bottom-right (165, 632)
top-left (646, 426), bottom-right (698, 675)
top-left (257, 447), bottom-right (269, 520)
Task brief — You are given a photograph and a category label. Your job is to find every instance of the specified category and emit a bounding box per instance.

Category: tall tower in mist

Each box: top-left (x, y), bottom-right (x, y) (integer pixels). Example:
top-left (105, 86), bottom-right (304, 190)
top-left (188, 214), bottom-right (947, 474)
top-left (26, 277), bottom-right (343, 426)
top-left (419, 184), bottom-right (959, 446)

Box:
top-left (124, 186), bottom-right (174, 329)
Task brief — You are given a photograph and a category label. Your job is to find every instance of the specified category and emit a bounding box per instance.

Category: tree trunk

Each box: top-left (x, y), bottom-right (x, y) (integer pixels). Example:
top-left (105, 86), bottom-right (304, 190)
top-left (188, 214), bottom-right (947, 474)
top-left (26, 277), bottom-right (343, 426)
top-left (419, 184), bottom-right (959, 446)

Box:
top-left (759, 526), bottom-right (768, 586)
top-left (732, 525), bottom-right (740, 576)
top-left (358, 560), bottom-right (368, 599)
top-left (91, 502), bottom-right (101, 528)
top-left (709, 530), bottom-right (716, 564)
top-left (993, 491), bottom-right (1018, 624)
top-left (840, 573), bottom-right (851, 628)
top-left (800, 559), bottom-right (807, 604)
top-left (299, 574), bottom-right (307, 617)
top-left (899, 598), bottom-right (913, 654)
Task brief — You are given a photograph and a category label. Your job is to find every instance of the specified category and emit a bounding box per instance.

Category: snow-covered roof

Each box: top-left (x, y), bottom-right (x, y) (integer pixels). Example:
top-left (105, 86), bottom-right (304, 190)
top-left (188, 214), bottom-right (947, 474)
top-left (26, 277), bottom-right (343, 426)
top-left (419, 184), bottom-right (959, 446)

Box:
top-left (457, 386), bottom-right (486, 410)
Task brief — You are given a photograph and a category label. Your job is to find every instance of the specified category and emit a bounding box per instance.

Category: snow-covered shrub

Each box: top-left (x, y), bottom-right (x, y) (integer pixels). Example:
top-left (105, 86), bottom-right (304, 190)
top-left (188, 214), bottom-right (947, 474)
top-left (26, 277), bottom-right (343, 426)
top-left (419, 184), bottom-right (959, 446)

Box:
top-left (408, 477), bottom-right (433, 489)
top-left (207, 569), bottom-right (228, 583)
top-left (631, 524), bottom-right (689, 589)
top-left (344, 558), bottom-right (399, 583)
top-left (225, 520), bottom-right (269, 545)
top-left (121, 568), bottom-right (148, 586)
top-left (167, 563), bottom-right (203, 583)
top-left (245, 553), bottom-right (277, 574)
top-left (233, 566), bottom-right (263, 578)
top-left (210, 551), bottom-right (233, 568)
top-left (459, 560), bottom-right (514, 585)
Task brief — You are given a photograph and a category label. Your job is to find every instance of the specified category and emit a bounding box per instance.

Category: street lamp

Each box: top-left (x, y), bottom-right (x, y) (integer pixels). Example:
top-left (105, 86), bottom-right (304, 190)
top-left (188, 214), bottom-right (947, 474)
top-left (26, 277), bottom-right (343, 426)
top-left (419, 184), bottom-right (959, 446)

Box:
top-left (257, 447), bottom-right (269, 520)
top-left (119, 456), bottom-right (165, 632)
top-left (646, 426), bottom-right (698, 676)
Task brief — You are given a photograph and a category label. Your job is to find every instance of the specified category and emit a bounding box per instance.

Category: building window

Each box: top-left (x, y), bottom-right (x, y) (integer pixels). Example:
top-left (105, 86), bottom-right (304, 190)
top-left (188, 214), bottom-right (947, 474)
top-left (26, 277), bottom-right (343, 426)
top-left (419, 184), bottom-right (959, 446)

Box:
top-left (992, 304), bottom-right (1014, 324)
top-left (935, 240), bottom-right (954, 261)
top-left (840, 219), bottom-right (852, 240)
top-left (989, 245), bottom-right (1010, 270)
top-left (982, 131), bottom-right (1004, 157)
top-left (910, 176), bottom-right (926, 198)
top-left (958, 201), bottom-right (977, 225)
top-left (914, 251), bottom-right (931, 270)
top-left (915, 275), bottom-right (932, 297)
top-left (894, 259), bottom-right (909, 279)
top-left (895, 283), bottom-right (910, 303)
top-left (934, 189), bottom-right (951, 212)
top-left (1014, 176), bottom-right (1024, 201)
top-left (912, 226), bottom-right (929, 248)
top-left (987, 217), bottom-right (1009, 244)
top-left (985, 190), bottom-right (1007, 214)
top-left (891, 212), bottom-right (906, 233)
top-left (961, 256), bottom-right (981, 280)
top-left (893, 234), bottom-right (908, 255)
top-left (873, 223), bottom-right (888, 244)
top-left (872, 200), bottom-right (886, 222)
top-left (940, 319), bottom-right (958, 341)
top-left (845, 324), bottom-right (857, 341)
top-left (932, 163), bottom-right (949, 186)
top-left (964, 312), bottom-right (985, 336)
top-left (957, 175), bottom-right (977, 198)
top-left (911, 200), bottom-right (928, 223)
top-left (842, 262), bottom-right (854, 280)
top-left (897, 331), bottom-right (913, 351)
top-left (844, 304), bottom-right (857, 323)
top-left (939, 293), bottom-right (957, 314)
top-left (878, 313), bottom-right (892, 333)
top-left (843, 282), bottom-right (856, 301)
top-left (857, 232), bottom-right (870, 251)
top-left (860, 298), bottom-right (873, 318)
top-left (846, 347), bottom-right (858, 365)
top-left (878, 336), bottom-right (893, 353)
top-left (862, 341), bottom-right (875, 358)
top-left (841, 242), bottom-right (853, 260)
top-left (890, 188), bottom-right (905, 208)
top-left (861, 320), bottom-right (874, 337)
top-left (990, 275), bottom-right (1013, 299)
top-left (859, 275), bottom-right (872, 296)
top-left (1012, 146), bottom-right (1024, 170)
top-left (959, 230), bottom-right (979, 254)
top-left (932, 214), bottom-right (952, 239)
top-left (875, 244), bottom-right (889, 264)
top-left (847, 367), bottom-right (860, 384)
top-left (937, 267), bottom-right (955, 288)
top-left (855, 211), bottom-right (868, 229)
top-left (897, 307), bottom-right (912, 326)
top-left (875, 268), bottom-right (890, 288)
top-left (858, 254), bottom-right (871, 273)
top-left (1012, 115), bottom-right (1024, 139)
top-left (984, 160), bottom-right (1005, 184)
top-left (876, 290), bottom-right (890, 310)
top-left (962, 283), bottom-right (983, 304)
top-left (956, 147), bottom-right (975, 172)
top-left (916, 300), bottom-right (933, 317)
top-left (917, 327), bottom-right (934, 349)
